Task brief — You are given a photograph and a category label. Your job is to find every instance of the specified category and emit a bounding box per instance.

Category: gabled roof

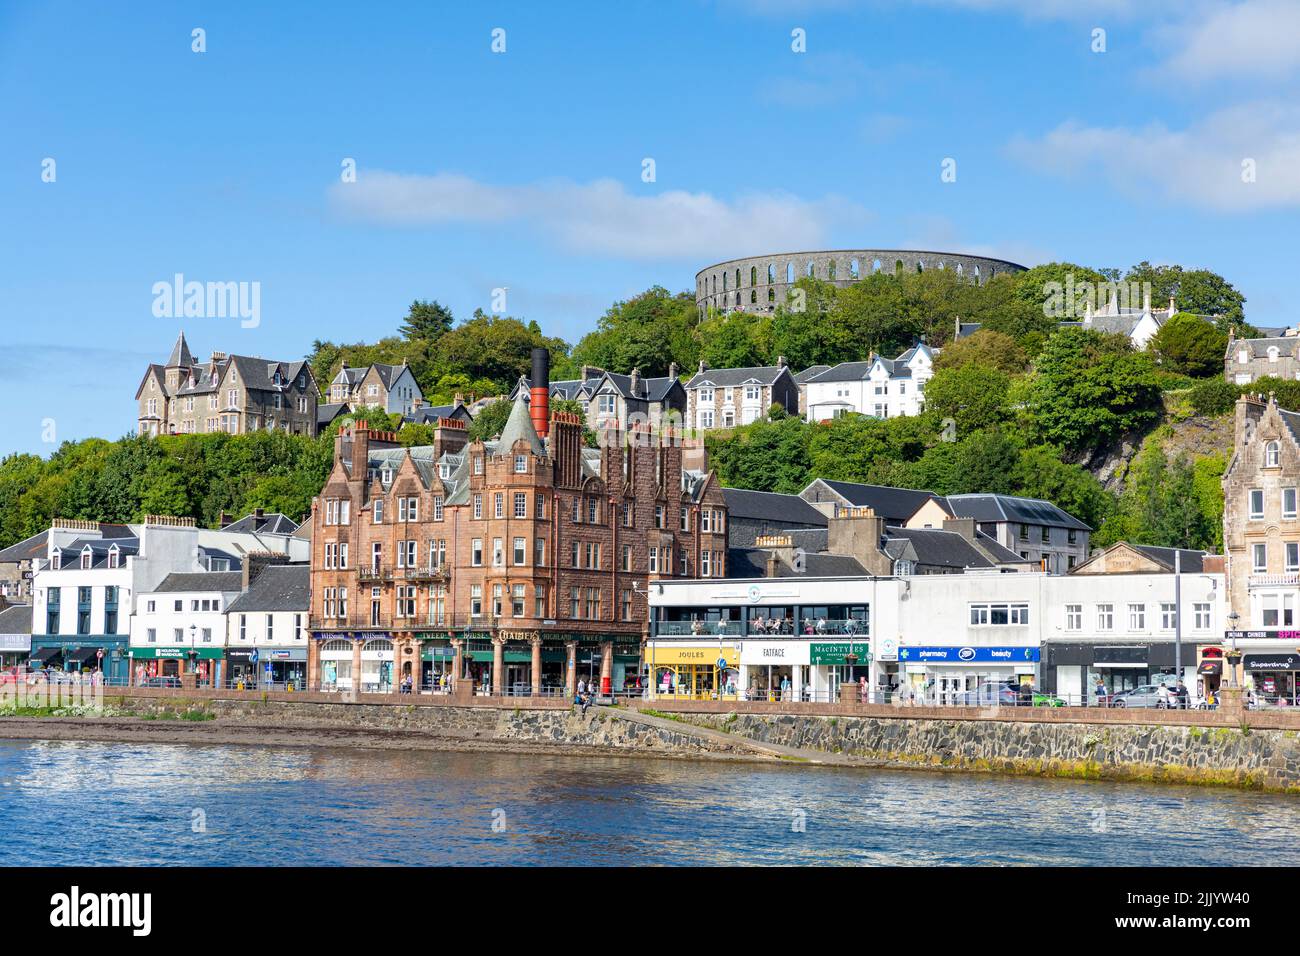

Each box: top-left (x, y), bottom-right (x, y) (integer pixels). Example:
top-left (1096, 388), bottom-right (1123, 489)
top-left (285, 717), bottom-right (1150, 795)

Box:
top-left (407, 402), bottom-right (473, 425)
top-left (150, 571), bottom-right (243, 594)
top-left (724, 547), bottom-right (867, 579)
top-left (598, 371), bottom-right (680, 403)
top-left (806, 361), bottom-right (874, 384)
top-left (686, 365), bottom-right (791, 388)
top-left (370, 363), bottom-right (412, 389)
top-left (802, 479), bottom-right (939, 525)
top-left (1233, 336), bottom-right (1300, 359)
top-left (226, 564), bottom-right (309, 612)
top-left (937, 493), bottom-right (1091, 532)
top-left (722, 488), bottom-right (827, 527)
top-left (318, 402), bottom-right (349, 427)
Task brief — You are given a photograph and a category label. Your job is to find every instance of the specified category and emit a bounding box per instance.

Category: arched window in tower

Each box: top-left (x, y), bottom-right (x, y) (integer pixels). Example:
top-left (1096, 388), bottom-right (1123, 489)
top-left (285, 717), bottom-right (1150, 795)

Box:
top-left (750, 266), bottom-right (758, 287)
top-left (873, 259), bottom-right (882, 273)
top-left (768, 287), bottom-right (775, 303)
top-left (806, 261), bottom-right (815, 277)
top-left (973, 265), bottom-right (981, 283)
top-left (767, 263), bottom-right (776, 284)
top-left (751, 289), bottom-right (757, 304)
top-left (827, 261), bottom-right (836, 280)
top-left (895, 260), bottom-right (904, 275)
top-left (1267, 441), bottom-right (1281, 467)
top-left (736, 268), bottom-right (741, 289)
top-left (786, 262), bottom-right (795, 283)
top-left (850, 258), bottom-right (860, 278)
top-left (723, 271), bottom-right (728, 292)
top-left (916, 260), bottom-right (924, 273)
top-left (956, 263), bottom-right (964, 276)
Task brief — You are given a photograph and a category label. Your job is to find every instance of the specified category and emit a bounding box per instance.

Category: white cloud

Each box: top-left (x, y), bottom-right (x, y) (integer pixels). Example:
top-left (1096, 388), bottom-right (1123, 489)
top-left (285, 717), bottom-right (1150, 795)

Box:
top-left (329, 171), bottom-right (873, 260)
top-left (1159, 0), bottom-right (1300, 82)
top-left (1007, 101), bottom-right (1300, 211)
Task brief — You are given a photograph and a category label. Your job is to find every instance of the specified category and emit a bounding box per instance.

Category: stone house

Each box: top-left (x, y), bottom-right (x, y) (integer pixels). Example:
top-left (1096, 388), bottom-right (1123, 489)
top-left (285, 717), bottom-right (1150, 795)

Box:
top-left (511, 366), bottom-right (686, 433)
top-left (684, 360), bottom-right (799, 430)
top-left (1224, 332), bottom-right (1300, 386)
top-left (136, 332), bottom-right (320, 437)
top-left (327, 360), bottom-right (424, 417)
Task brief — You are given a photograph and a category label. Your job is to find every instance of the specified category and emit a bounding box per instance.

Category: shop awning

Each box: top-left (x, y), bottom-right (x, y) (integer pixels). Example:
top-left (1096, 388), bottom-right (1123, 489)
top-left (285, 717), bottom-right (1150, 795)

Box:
top-left (130, 647), bottom-right (225, 660)
top-left (1198, 661), bottom-right (1222, 676)
top-left (65, 647), bottom-right (102, 665)
top-left (29, 646), bottom-right (62, 665)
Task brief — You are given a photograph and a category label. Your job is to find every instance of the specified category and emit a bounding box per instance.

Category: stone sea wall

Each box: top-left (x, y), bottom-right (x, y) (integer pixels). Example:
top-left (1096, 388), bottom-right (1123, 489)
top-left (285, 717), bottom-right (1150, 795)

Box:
top-left (672, 711), bottom-right (1300, 791)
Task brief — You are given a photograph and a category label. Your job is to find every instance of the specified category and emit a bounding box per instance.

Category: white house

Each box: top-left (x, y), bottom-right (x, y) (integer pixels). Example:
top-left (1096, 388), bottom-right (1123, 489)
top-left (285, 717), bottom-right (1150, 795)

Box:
top-left (129, 571), bottom-right (241, 684)
top-left (30, 515), bottom-right (310, 683)
top-left (224, 562), bottom-right (310, 688)
top-left (803, 343), bottom-right (933, 421)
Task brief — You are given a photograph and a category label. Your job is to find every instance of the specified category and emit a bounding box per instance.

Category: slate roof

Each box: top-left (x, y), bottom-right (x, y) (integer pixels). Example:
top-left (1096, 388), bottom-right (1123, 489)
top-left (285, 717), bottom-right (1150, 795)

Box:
top-left (406, 403), bottom-right (472, 425)
top-left (222, 512), bottom-right (299, 536)
top-left (167, 331), bottom-right (193, 368)
top-left (226, 564), bottom-right (309, 612)
top-left (170, 353), bottom-right (312, 398)
top-left (806, 361), bottom-right (874, 384)
top-left (598, 372), bottom-right (679, 403)
top-left (1235, 336), bottom-right (1300, 359)
top-left (883, 527), bottom-right (1000, 570)
top-left (686, 365), bottom-right (791, 388)
top-left (318, 402), bottom-right (349, 427)
top-left (1279, 408), bottom-right (1300, 444)
top-left (151, 571), bottom-right (243, 593)
top-left (497, 395), bottom-right (546, 457)
top-left (724, 547), bottom-right (867, 579)
top-left (938, 493), bottom-right (1091, 532)
top-left (0, 530), bottom-right (50, 564)
top-left (805, 479), bottom-right (939, 525)
top-left (722, 488), bottom-right (827, 527)
top-left (1132, 546), bottom-right (1209, 574)
top-left (0, 605), bottom-right (32, 636)
top-left (54, 536), bottom-right (140, 570)
top-left (794, 365), bottom-right (831, 384)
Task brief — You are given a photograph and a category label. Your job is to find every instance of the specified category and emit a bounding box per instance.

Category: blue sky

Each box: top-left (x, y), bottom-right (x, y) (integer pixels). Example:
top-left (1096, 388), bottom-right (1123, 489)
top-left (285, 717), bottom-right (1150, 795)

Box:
top-left (3, 0), bottom-right (1299, 455)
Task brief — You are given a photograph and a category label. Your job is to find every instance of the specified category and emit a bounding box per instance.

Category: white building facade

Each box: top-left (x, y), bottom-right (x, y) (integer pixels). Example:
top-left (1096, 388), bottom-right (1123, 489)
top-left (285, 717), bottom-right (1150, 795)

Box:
top-left (803, 344), bottom-right (932, 422)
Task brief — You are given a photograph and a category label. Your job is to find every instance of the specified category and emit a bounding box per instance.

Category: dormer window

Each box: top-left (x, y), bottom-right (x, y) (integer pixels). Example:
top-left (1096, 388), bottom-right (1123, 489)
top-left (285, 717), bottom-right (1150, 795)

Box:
top-left (107, 546), bottom-right (120, 569)
top-left (51, 549), bottom-right (61, 570)
top-left (380, 467), bottom-right (394, 486)
top-left (514, 455), bottom-right (528, 474)
top-left (80, 547), bottom-right (93, 570)
top-left (1267, 441), bottom-right (1281, 468)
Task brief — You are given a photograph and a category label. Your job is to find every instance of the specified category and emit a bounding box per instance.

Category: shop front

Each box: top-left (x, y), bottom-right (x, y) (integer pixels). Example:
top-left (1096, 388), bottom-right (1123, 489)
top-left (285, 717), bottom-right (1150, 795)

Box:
top-left (318, 638), bottom-right (355, 691)
top-left (420, 640), bottom-right (455, 692)
top-left (258, 648), bottom-right (307, 689)
top-left (360, 639), bottom-right (394, 693)
top-left (1242, 652), bottom-right (1300, 705)
top-left (897, 645), bottom-right (1039, 705)
top-left (1043, 643), bottom-right (1188, 705)
top-left (0, 631), bottom-right (30, 668)
top-left (739, 640), bottom-right (810, 701)
top-left (807, 640), bottom-right (873, 703)
top-left (645, 643), bottom-right (739, 700)
top-left (29, 638), bottom-right (128, 683)
top-left (130, 646), bottom-right (224, 685)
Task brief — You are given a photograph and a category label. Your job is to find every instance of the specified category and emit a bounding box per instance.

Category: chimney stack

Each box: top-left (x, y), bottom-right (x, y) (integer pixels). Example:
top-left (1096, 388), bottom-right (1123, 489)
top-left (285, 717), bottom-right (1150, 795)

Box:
top-left (530, 347), bottom-right (551, 438)
top-left (698, 359), bottom-right (708, 374)
top-left (630, 367), bottom-right (641, 395)
top-left (668, 361), bottom-right (679, 380)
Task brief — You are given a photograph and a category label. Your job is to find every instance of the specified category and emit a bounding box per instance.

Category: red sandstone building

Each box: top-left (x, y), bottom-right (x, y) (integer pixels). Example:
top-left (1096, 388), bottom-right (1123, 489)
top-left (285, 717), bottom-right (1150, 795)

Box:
top-left (308, 351), bottom-right (728, 696)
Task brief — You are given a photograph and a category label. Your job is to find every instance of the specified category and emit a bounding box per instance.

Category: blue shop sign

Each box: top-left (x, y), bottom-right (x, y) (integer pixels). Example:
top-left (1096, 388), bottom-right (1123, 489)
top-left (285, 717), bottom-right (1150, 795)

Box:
top-left (899, 646), bottom-right (1039, 663)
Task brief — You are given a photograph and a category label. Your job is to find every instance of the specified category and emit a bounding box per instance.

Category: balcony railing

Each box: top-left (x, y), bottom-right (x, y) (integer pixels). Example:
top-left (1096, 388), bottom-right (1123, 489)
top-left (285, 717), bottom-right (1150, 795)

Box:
top-left (656, 621), bottom-right (743, 636)
top-left (1249, 573), bottom-right (1300, 588)
top-left (400, 565), bottom-right (450, 582)
top-left (358, 566), bottom-right (393, 582)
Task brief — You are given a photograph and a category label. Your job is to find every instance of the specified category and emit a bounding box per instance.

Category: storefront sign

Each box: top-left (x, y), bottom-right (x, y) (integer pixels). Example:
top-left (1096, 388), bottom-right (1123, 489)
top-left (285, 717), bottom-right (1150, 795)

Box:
top-left (646, 644), bottom-right (739, 666)
top-left (740, 641), bottom-right (811, 666)
top-left (1243, 653), bottom-right (1300, 671)
top-left (898, 646), bottom-right (1040, 663)
top-left (0, 634), bottom-right (31, 651)
top-left (130, 647), bottom-right (224, 660)
top-left (875, 637), bottom-right (898, 662)
top-left (1225, 630), bottom-right (1300, 641)
top-left (808, 641), bottom-right (871, 665)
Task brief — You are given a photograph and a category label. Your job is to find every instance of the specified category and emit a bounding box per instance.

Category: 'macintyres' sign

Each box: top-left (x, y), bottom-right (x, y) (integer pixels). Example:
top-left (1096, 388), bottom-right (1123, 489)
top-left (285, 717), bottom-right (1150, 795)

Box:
top-left (809, 642), bottom-right (871, 665)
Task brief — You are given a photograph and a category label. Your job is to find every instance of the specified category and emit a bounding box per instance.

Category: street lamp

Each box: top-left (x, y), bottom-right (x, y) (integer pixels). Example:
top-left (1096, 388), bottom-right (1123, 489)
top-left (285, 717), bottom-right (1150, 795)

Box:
top-left (1225, 611), bottom-right (1242, 690)
top-left (188, 623), bottom-right (199, 682)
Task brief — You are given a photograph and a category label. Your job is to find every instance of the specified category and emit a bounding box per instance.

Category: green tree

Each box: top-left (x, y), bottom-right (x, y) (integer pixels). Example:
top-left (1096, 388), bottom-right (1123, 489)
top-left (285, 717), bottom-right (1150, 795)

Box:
top-left (921, 364), bottom-right (1012, 435)
top-left (399, 299), bottom-right (454, 342)
top-left (1124, 262), bottom-right (1246, 327)
top-left (1024, 328), bottom-right (1163, 452)
top-left (571, 286), bottom-right (699, 376)
top-left (933, 329), bottom-right (1027, 374)
top-left (466, 398), bottom-right (513, 442)
top-left (1147, 312), bottom-right (1229, 377)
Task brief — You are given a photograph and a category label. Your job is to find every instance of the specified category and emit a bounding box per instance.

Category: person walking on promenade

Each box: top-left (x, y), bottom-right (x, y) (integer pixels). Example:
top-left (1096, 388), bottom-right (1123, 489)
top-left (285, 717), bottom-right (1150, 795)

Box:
top-left (1094, 678), bottom-right (1108, 708)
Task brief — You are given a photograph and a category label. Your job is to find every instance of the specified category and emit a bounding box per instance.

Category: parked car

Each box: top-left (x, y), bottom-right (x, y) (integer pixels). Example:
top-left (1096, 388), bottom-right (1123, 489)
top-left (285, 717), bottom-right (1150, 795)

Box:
top-left (952, 683), bottom-right (1022, 706)
top-left (1032, 690), bottom-right (1067, 708)
top-left (1109, 684), bottom-right (1170, 708)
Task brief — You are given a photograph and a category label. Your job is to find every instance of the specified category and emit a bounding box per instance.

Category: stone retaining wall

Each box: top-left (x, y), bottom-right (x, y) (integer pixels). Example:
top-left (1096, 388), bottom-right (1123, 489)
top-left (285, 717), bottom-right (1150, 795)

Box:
top-left (669, 712), bottom-right (1300, 791)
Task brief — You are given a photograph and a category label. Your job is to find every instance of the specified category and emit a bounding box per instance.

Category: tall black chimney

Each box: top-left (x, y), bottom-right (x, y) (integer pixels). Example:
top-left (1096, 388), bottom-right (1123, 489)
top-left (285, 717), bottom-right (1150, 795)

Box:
top-left (530, 347), bottom-right (550, 437)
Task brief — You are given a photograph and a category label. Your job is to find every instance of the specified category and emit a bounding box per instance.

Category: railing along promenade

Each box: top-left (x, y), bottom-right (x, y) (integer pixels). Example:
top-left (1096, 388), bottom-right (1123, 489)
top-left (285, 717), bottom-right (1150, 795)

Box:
top-left (46, 682), bottom-right (1300, 731)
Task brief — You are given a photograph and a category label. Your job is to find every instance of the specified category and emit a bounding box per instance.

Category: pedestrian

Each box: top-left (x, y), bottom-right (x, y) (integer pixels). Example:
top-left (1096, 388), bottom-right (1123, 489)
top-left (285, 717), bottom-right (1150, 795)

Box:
top-left (577, 678), bottom-right (586, 697)
top-left (858, 675), bottom-right (869, 704)
top-left (1157, 682), bottom-right (1171, 708)
top-left (1094, 678), bottom-right (1107, 707)
top-left (1175, 680), bottom-right (1189, 709)
top-left (780, 674), bottom-right (791, 701)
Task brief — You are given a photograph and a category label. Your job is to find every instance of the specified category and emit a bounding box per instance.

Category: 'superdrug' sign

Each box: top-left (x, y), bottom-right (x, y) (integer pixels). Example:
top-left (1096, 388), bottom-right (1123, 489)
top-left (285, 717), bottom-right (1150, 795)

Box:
top-left (898, 646), bottom-right (1040, 663)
